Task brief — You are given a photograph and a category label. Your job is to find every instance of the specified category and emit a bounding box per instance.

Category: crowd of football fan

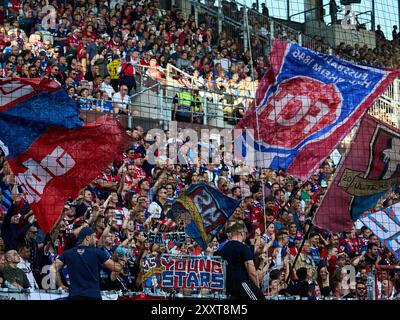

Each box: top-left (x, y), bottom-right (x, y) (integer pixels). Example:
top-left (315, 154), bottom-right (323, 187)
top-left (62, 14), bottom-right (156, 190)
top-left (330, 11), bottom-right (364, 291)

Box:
top-left (0, 1), bottom-right (399, 121)
top-left (1, 127), bottom-right (400, 299)
top-left (0, 0), bottom-right (400, 299)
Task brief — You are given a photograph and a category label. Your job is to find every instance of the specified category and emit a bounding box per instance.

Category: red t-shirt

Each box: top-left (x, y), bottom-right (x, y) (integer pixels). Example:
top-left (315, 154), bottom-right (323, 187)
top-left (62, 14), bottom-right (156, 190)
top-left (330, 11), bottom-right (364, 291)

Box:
top-left (65, 35), bottom-right (81, 48)
top-left (133, 166), bottom-right (147, 180)
top-left (120, 62), bottom-right (135, 76)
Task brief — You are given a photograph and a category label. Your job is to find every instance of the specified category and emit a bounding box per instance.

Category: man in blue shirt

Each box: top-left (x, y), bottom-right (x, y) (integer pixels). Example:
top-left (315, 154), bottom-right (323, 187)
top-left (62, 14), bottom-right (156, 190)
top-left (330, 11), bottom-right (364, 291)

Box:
top-left (51, 227), bottom-right (123, 300)
top-left (309, 232), bottom-right (321, 267)
top-left (216, 223), bottom-right (265, 300)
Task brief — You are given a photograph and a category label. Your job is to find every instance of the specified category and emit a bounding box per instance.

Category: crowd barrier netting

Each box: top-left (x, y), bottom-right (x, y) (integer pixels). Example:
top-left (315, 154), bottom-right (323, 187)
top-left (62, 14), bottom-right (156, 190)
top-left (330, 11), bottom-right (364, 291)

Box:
top-left (1, 0), bottom-right (400, 301)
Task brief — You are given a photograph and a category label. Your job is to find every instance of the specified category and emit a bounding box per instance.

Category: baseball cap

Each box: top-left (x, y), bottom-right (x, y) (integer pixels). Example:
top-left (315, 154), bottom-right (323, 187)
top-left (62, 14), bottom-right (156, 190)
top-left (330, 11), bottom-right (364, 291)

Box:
top-left (77, 227), bottom-right (96, 244)
top-left (116, 246), bottom-right (126, 257)
top-left (133, 152), bottom-right (143, 160)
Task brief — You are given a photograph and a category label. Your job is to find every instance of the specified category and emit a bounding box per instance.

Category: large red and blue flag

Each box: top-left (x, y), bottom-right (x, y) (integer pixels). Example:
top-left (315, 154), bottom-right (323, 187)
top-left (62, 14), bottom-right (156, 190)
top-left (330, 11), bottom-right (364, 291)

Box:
top-left (236, 39), bottom-right (400, 179)
top-left (0, 78), bottom-right (129, 233)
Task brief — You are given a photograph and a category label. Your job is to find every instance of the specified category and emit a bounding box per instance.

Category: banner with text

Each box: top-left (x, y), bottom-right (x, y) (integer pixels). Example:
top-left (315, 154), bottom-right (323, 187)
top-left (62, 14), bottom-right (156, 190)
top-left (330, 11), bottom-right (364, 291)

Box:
top-left (142, 254), bottom-right (226, 291)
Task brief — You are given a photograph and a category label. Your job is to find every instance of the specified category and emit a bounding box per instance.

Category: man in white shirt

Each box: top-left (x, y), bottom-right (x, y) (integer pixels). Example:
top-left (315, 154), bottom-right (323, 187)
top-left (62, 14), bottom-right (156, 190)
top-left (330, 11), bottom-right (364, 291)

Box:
top-left (17, 245), bottom-right (39, 289)
top-left (112, 85), bottom-right (130, 114)
top-left (100, 75), bottom-right (115, 99)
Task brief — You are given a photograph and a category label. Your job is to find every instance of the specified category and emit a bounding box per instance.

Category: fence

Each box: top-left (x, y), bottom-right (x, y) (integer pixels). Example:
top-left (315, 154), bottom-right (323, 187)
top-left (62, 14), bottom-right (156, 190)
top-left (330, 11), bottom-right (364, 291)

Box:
top-left (76, 74), bottom-right (400, 132)
top-left (373, 265), bottom-right (400, 300)
top-left (77, 81), bottom-right (254, 130)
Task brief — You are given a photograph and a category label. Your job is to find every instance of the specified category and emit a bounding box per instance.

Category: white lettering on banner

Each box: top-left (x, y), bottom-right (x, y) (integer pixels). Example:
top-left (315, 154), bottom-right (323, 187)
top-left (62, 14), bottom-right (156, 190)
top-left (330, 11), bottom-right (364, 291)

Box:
top-left (0, 82), bottom-right (34, 110)
top-left (359, 204), bottom-right (400, 253)
top-left (17, 146), bottom-right (76, 204)
top-left (193, 190), bottom-right (221, 229)
top-left (41, 146), bottom-right (75, 176)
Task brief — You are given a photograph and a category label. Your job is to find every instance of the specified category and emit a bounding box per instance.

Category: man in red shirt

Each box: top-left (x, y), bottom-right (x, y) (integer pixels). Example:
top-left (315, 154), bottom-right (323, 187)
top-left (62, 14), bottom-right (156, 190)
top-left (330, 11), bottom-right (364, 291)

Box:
top-left (65, 29), bottom-right (82, 51)
top-left (119, 58), bottom-right (136, 93)
top-left (119, 164), bottom-right (139, 199)
top-left (132, 153), bottom-right (147, 182)
top-left (94, 167), bottom-right (120, 200)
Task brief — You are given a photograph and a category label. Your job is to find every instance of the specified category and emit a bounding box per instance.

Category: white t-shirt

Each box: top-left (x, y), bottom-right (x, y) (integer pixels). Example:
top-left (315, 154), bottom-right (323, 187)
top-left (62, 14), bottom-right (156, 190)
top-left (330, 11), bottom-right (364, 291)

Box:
top-left (148, 201), bottom-right (163, 219)
top-left (112, 92), bottom-right (130, 111)
top-left (220, 57), bottom-right (231, 72)
top-left (100, 82), bottom-right (115, 99)
top-left (17, 259), bottom-right (39, 289)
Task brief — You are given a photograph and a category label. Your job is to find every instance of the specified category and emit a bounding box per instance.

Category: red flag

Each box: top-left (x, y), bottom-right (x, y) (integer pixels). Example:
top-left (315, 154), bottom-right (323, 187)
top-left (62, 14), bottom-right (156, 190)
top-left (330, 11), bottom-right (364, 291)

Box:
top-left (315, 114), bottom-right (400, 232)
top-left (7, 115), bottom-right (129, 233)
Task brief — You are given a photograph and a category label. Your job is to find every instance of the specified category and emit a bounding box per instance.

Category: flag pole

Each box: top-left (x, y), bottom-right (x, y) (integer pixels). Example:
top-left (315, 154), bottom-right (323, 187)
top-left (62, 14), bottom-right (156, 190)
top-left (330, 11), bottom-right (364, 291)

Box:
top-left (244, 7), bottom-right (268, 235)
top-left (285, 219), bottom-right (313, 283)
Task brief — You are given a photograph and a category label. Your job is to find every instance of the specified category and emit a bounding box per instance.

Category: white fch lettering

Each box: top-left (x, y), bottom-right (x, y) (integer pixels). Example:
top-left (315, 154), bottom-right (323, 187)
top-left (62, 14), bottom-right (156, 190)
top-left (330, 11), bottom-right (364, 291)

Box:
top-left (17, 146), bottom-right (76, 204)
top-left (268, 92), bottom-right (337, 134)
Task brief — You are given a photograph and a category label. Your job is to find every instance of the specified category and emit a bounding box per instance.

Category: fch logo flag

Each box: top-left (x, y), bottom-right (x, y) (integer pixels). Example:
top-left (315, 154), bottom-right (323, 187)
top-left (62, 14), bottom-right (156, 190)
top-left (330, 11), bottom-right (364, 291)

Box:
top-left (236, 39), bottom-right (400, 179)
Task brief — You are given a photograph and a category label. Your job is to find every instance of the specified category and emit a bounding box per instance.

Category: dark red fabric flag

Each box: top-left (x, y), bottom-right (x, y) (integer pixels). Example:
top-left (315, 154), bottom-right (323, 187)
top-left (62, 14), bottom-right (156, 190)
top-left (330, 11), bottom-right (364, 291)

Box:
top-left (7, 115), bottom-right (129, 233)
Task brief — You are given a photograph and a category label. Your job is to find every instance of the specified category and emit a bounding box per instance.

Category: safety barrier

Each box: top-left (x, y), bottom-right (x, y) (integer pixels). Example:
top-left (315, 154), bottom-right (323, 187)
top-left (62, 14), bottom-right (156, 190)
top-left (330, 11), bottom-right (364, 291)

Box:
top-left (2, 287), bottom-right (398, 300)
top-left (0, 288), bottom-right (230, 300)
top-left (373, 265), bottom-right (400, 300)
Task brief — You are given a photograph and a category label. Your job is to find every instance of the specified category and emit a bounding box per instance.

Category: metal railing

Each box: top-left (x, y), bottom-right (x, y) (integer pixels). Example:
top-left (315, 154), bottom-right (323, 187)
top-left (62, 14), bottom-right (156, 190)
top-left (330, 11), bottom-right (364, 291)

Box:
top-left (368, 78), bottom-right (400, 128)
top-left (289, 3), bottom-right (330, 23)
top-left (77, 62), bottom-right (400, 132)
top-left (191, 0), bottom-right (272, 57)
top-left (0, 288), bottom-right (228, 300)
top-left (77, 83), bottom-right (251, 130)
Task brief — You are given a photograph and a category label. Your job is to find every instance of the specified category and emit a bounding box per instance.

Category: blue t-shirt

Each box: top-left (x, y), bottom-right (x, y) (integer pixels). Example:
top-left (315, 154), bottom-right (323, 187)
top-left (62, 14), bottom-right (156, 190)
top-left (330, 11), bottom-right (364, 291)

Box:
top-left (310, 247), bottom-right (321, 266)
top-left (59, 245), bottom-right (109, 299)
top-left (219, 240), bottom-right (253, 293)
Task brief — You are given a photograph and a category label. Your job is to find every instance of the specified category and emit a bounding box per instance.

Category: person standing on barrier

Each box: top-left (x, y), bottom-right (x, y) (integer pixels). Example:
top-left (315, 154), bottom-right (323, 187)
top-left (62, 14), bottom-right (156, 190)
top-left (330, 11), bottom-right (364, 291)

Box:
top-left (217, 223), bottom-right (265, 300)
top-left (50, 227), bottom-right (123, 300)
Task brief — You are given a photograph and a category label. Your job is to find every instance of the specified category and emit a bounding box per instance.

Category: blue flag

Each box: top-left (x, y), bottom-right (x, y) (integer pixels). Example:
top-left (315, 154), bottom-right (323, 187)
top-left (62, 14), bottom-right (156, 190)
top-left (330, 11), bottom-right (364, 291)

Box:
top-left (168, 183), bottom-right (241, 249)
